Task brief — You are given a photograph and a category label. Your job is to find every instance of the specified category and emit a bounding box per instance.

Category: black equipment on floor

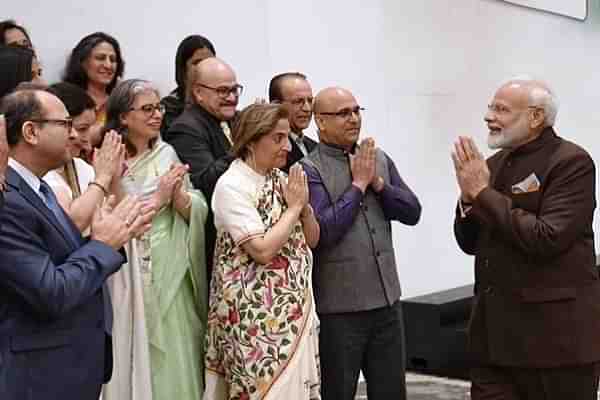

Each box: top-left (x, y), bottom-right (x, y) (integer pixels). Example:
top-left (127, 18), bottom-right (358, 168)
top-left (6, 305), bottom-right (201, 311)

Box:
top-left (402, 284), bottom-right (473, 379)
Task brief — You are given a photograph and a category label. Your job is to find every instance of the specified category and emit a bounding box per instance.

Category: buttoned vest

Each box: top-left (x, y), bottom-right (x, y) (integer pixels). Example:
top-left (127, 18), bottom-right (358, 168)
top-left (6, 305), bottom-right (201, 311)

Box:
top-left (303, 143), bottom-right (401, 313)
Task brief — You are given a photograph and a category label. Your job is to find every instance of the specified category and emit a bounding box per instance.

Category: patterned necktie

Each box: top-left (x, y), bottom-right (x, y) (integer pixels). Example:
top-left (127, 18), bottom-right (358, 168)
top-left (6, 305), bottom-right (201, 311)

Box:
top-left (220, 121), bottom-right (233, 145)
top-left (295, 136), bottom-right (308, 156)
top-left (39, 180), bottom-right (79, 245)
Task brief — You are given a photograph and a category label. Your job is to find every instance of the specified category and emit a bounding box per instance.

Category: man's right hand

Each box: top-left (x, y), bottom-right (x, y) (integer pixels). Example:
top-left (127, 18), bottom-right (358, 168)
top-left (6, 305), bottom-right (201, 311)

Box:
top-left (350, 138), bottom-right (376, 193)
top-left (91, 195), bottom-right (155, 250)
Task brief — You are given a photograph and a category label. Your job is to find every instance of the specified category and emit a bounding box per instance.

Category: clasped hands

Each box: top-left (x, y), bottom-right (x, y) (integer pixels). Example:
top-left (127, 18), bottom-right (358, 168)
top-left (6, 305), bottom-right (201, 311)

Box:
top-left (351, 138), bottom-right (384, 193)
top-left (91, 194), bottom-right (155, 250)
top-left (283, 164), bottom-right (313, 221)
top-left (145, 163), bottom-right (190, 212)
top-left (451, 136), bottom-right (490, 203)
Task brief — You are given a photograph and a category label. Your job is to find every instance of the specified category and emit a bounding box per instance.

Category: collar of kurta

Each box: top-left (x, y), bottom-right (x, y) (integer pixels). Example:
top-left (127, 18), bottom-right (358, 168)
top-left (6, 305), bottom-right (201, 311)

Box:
top-left (509, 126), bottom-right (558, 157)
top-left (317, 141), bottom-right (359, 159)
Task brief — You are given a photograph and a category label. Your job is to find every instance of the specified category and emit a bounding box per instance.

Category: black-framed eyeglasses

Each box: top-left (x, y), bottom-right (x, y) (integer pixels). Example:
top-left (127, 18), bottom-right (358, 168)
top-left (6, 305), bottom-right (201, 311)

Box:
top-left (286, 97), bottom-right (313, 108)
top-left (29, 118), bottom-right (73, 133)
top-left (129, 103), bottom-right (166, 117)
top-left (318, 106), bottom-right (365, 120)
top-left (197, 83), bottom-right (244, 98)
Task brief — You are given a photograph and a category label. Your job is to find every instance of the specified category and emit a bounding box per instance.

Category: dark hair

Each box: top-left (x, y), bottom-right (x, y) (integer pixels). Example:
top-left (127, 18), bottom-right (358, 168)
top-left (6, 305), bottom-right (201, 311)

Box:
top-left (268, 72), bottom-right (307, 103)
top-left (63, 32), bottom-right (125, 94)
top-left (231, 103), bottom-right (289, 160)
top-left (103, 79), bottom-right (159, 156)
top-left (174, 35), bottom-right (216, 99)
top-left (46, 82), bottom-right (95, 118)
top-left (0, 89), bottom-right (44, 146)
top-left (0, 20), bottom-right (32, 48)
top-left (0, 45), bottom-right (34, 98)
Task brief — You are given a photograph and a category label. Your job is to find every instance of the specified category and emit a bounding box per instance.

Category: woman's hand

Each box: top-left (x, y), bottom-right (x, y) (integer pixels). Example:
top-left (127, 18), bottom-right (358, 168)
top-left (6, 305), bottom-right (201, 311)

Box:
top-left (93, 130), bottom-right (123, 189)
top-left (149, 163), bottom-right (189, 211)
top-left (171, 169), bottom-right (193, 220)
top-left (283, 164), bottom-right (308, 214)
top-left (172, 167), bottom-right (191, 207)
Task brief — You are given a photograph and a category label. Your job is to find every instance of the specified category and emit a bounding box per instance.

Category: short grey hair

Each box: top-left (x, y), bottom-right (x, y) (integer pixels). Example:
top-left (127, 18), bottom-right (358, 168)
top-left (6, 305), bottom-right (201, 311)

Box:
top-left (501, 75), bottom-right (559, 127)
top-left (103, 79), bottom-right (160, 156)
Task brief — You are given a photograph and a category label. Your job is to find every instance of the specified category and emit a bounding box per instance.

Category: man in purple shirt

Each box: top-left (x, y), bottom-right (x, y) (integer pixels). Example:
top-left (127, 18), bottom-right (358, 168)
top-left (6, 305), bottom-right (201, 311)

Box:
top-left (301, 87), bottom-right (421, 400)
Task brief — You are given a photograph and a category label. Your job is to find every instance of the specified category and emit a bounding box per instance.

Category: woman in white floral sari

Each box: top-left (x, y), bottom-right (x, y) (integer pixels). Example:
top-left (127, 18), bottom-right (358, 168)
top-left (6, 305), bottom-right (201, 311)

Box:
top-left (205, 103), bottom-right (321, 400)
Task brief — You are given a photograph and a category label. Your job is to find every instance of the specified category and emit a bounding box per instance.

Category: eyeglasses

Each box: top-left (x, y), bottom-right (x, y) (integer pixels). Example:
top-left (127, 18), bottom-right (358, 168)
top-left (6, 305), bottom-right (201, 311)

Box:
top-left (197, 83), bottom-right (244, 98)
top-left (487, 103), bottom-right (539, 115)
top-left (318, 106), bottom-right (364, 120)
top-left (30, 118), bottom-right (73, 133)
top-left (286, 97), bottom-right (313, 108)
top-left (129, 103), bottom-right (166, 117)
top-left (486, 103), bottom-right (511, 115)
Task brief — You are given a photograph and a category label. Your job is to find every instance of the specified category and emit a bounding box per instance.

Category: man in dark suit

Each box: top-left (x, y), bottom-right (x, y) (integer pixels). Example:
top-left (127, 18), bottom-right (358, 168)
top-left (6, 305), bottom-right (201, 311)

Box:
top-left (0, 89), bottom-right (151, 399)
top-left (452, 78), bottom-right (600, 399)
top-left (165, 57), bottom-right (241, 280)
top-left (0, 115), bottom-right (8, 192)
top-left (269, 72), bottom-right (317, 172)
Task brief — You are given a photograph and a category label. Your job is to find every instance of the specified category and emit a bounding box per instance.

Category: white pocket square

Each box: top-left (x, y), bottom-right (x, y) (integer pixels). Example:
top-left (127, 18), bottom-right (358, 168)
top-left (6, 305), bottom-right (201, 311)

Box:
top-left (511, 173), bottom-right (540, 194)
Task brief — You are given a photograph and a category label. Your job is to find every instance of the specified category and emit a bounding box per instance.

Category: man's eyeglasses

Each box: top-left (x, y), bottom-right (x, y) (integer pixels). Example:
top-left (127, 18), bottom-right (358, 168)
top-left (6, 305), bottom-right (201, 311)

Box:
top-left (318, 106), bottom-right (364, 120)
top-left (487, 103), bottom-right (540, 115)
top-left (30, 118), bottom-right (73, 133)
top-left (286, 97), bottom-right (313, 108)
top-left (129, 103), bottom-right (166, 117)
top-left (197, 83), bottom-right (244, 98)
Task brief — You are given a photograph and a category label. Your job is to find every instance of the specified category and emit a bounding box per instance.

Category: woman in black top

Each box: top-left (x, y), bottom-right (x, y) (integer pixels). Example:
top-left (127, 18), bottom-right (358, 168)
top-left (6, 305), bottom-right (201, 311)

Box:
top-left (160, 35), bottom-right (215, 139)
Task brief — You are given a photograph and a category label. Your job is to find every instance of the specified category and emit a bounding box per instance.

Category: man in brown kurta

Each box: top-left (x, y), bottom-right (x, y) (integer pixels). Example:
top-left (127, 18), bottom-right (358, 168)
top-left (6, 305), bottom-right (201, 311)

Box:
top-left (452, 78), bottom-right (600, 400)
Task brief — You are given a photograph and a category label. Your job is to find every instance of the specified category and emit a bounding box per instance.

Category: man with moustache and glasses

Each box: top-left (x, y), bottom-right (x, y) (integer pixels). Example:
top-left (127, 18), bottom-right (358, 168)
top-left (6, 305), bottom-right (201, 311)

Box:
top-left (268, 72), bottom-right (317, 172)
top-left (301, 86), bottom-right (421, 400)
top-left (452, 77), bottom-right (600, 400)
top-left (166, 57), bottom-right (242, 280)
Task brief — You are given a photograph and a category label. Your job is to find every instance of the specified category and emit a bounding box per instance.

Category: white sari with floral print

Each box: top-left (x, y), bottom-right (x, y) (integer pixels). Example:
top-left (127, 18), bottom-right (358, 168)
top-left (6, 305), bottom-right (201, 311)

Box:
top-left (205, 159), bottom-right (320, 400)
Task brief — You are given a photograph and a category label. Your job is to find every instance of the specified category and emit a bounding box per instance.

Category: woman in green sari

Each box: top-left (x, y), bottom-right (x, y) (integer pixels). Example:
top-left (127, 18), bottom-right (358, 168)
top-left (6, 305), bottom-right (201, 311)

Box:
top-left (102, 79), bottom-right (208, 400)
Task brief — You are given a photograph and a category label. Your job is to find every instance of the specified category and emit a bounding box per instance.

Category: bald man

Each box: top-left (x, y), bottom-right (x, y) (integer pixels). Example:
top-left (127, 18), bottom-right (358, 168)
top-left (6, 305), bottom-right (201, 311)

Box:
top-left (301, 87), bottom-right (421, 400)
top-left (453, 77), bottom-right (600, 399)
top-left (166, 57), bottom-right (242, 279)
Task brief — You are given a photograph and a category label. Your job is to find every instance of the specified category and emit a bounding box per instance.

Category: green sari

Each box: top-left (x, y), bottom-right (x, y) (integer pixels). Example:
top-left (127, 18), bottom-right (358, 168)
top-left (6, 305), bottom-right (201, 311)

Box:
top-left (107, 140), bottom-right (208, 400)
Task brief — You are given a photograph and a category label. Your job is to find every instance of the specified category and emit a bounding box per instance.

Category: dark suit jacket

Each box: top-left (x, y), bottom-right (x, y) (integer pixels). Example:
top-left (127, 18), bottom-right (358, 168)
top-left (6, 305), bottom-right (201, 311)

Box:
top-left (166, 103), bottom-right (233, 279)
top-left (0, 167), bottom-right (124, 399)
top-left (454, 128), bottom-right (600, 368)
top-left (282, 133), bottom-right (317, 173)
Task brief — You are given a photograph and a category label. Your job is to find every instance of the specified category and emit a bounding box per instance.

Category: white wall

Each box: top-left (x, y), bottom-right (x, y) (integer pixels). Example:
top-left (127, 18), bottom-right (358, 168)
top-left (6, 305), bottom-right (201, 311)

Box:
top-left (5, 0), bottom-right (600, 297)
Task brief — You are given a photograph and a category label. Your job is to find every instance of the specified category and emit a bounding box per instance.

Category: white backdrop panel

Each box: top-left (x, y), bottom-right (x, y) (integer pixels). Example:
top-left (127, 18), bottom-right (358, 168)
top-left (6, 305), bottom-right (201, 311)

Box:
top-left (500, 0), bottom-right (588, 20)
top-left (4, 0), bottom-right (600, 297)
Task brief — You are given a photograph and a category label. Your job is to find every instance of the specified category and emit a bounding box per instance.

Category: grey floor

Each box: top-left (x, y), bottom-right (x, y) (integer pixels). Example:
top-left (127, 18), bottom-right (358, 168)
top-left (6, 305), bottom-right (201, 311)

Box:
top-left (355, 373), bottom-right (470, 400)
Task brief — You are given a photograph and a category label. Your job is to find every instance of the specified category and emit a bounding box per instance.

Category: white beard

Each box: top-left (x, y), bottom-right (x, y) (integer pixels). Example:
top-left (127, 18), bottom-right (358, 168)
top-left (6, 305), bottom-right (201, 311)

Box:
top-left (488, 132), bottom-right (509, 149)
top-left (487, 118), bottom-right (530, 150)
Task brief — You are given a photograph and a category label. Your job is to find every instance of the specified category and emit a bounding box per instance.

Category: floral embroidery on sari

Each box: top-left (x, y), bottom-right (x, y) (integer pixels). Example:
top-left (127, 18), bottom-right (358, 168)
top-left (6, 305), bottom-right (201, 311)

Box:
top-left (206, 169), bottom-right (315, 400)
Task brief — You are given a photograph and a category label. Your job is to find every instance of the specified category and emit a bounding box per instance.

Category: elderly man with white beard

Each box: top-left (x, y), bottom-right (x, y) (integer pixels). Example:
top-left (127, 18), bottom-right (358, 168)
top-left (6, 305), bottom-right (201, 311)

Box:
top-left (452, 77), bottom-right (600, 400)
